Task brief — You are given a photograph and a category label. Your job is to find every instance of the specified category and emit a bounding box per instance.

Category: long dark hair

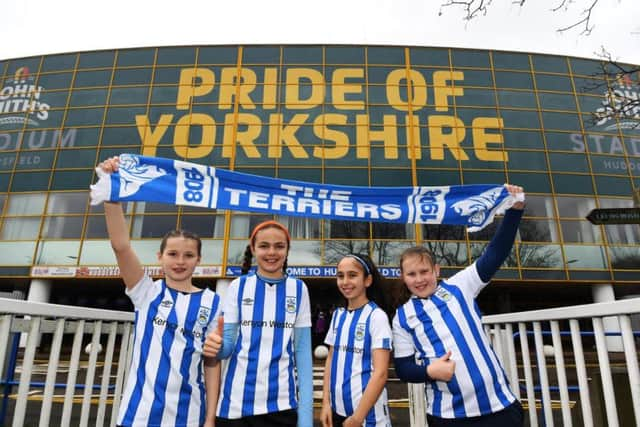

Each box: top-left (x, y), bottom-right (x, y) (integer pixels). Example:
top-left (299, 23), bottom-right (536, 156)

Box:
top-left (241, 220), bottom-right (290, 275)
top-left (340, 253), bottom-right (392, 319)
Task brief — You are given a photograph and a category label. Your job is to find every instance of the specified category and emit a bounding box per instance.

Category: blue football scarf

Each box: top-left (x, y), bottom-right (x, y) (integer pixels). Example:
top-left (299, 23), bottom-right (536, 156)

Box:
top-left (90, 153), bottom-right (524, 232)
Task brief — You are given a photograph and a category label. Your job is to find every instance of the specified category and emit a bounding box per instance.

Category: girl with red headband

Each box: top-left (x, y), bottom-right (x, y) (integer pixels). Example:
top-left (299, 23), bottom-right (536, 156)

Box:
top-left (204, 220), bottom-right (313, 427)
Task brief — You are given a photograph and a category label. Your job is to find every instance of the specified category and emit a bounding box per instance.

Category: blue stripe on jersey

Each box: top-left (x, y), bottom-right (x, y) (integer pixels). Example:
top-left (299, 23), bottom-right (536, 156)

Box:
top-left (149, 287), bottom-right (179, 424)
top-left (448, 285), bottom-right (512, 408)
top-left (342, 308), bottom-right (363, 415)
top-left (362, 309), bottom-right (374, 425)
top-left (330, 309), bottom-right (346, 412)
top-left (441, 285), bottom-right (492, 413)
top-left (267, 280), bottom-right (286, 412)
top-left (411, 299), bottom-right (466, 418)
top-left (122, 283), bottom-right (165, 425)
top-left (242, 276), bottom-right (266, 415)
top-left (176, 291), bottom-right (203, 424)
top-left (288, 280), bottom-right (303, 409)
top-left (381, 338), bottom-right (391, 349)
top-left (219, 276), bottom-right (247, 418)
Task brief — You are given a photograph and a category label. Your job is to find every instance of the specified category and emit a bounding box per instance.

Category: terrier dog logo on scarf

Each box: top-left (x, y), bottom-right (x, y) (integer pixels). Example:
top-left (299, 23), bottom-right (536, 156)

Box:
top-left (451, 186), bottom-right (503, 227)
top-left (118, 154), bottom-right (167, 198)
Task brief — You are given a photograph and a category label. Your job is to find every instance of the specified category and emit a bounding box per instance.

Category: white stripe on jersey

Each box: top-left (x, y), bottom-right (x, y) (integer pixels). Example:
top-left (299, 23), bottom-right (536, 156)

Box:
top-left (118, 276), bottom-right (220, 427)
top-left (325, 302), bottom-right (392, 427)
top-left (392, 264), bottom-right (515, 419)
top-left (218, 274), bottom-right (311, 419)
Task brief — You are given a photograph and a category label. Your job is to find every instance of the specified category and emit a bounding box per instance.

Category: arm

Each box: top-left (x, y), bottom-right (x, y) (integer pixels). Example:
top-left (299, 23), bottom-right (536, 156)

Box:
top-left (394, 352), bottom-right (455, 383)
top-left (203, 321), bottom-right (239, 360)
top-left (294, 326), bottom-right (313, 427)
top-left (476, 184), bottom-right (525, 282)
top-left (100, 158), bottom-right (143, 289)
top-left (203, 356), bottom-right (220, 427)
top-left (344, 349), bottom-right (390, 427)
top-left (320, 346), bottom-right (334, 427)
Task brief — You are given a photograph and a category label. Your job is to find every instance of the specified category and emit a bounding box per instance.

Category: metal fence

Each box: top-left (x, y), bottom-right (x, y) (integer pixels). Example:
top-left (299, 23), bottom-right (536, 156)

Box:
top-left (1, 296), bottom-right (639, 426)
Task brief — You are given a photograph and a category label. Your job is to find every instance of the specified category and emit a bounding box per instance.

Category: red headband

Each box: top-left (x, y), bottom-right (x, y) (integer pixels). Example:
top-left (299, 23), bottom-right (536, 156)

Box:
top-left (249, 220), bottom-right (291, 243)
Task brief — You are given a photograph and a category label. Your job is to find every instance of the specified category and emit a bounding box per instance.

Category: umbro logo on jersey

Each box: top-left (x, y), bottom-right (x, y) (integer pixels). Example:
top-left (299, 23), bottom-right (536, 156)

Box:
top-left (160, 300), bottom-right (173, 308)
top-left (242, 298), bottom-right (254, 306)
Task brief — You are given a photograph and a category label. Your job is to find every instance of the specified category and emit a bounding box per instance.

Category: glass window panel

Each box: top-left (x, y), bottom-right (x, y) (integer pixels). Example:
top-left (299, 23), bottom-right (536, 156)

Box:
top-left (595, 176), bottom-right (632, 196)
top-left (423, 224), bottom-right (465, 241)
top-left (367, 46), bottom-right (405, 65)
top-left (79, 240), bottom-right (117, 264)
top-left (456, 70), bottom-right (493, 87)
top-left (35, 240), bottom-right (81, 264)
top-left (494, 71), bottom-right (534, 89)
top-left (492, 52), bottom-right (530, 70)
top-left (153, 67), bottom-right (183, 84)
top-left (532, 55), bottom-right (569, 73)
top-left (519, 219), bottom-right (557, 242)
top-left (70, 127), bottom-right (102, 147)
top-left (78, 51), bottom-right (115, 68)
top-left (427, 242), bottom-right (469, 267)
top-left (451, 50), bottom-right (490, 68)
top-left (372, 241), bottom-right (415, 266)
top-left (560, 219), bottom-right (602, 243)
top-left (36, 72), bottom-right (73, 89)
top-left (507, 172), bottom-right (551, 192)
top-left (112, 68), bottom-right (153, 85)
top-left (69, 88), bottom-right (108, 106)
top-left (326, 46), bottom-right (365, 64)
top-left (497, 90), bottom-right (537, 108)
top-left (524, 195), bottom-right (555, 217)
top-left (535, 74), bottom-right (572, 91)
top-left (519, 243), bottom-right (562, 268)
top-left (608, 245), bottom-right (640, 269)
top-left (131, 215), bottom-right (178, 238)
top-left (54, 149), bottom-right (98, 169)
top-left (1, 217), bottom-right (41, 239)
top-left (42, 54), bottom-right (77, 71)
top-left (538, 93), bottom-right (577, 110)
top-left (541, 112), bottom-right (580, 131)
top-left (597, 197), bottom-right (633, 208)
top-left (242, 46), bottom-right (281, 64)
top-left (117, 49), bottom-right (156, 66)
top-left (16, 151), bottom-right (55, 170)
top-left (51, 171), bottom-right (94, 190)
top-left (276, 216), bottom-right (321, 239)
top-left (131, 240), bottom-right (162, 264)
top-left (46, 192), bottom-right (88, 214)
top-left (198, 46), bottom-right (238, 65)
top-left (0, 241), bottom-right (36, 265)
top-left (180, 215), bottom-right (217, 238)
top-left (556, 196), bottom-right (596, 218)
top-left (227, 239), bottom-right (249, 264)
top-left (507, 150), bottom-right (547, 171)
top-left (589, 155), bottom-right (633, 176)
top-left (323, 240), bottom-right (370, 264)
top-left (0, 194), bottom-right (5, 214)
top-left (84, 214), bottom-right (111, 238)
top-left (134, 201), bottom-right (178, 214)
top-left (7, 193), bottom-right (47, 215)
top-left (151, 85), bottom-right (179, 104)
top-left (372, 223), bottom-right (413, 239)
top-left (502, 130), bottom-right (543, 149)
top-left (409, 48), bottom-right (449, 67)
top-left (328, 220), bottom-right (369, 238)
top-left (200, 239), bottom-right (224, 265)
top-left (564, 245), bottom-right (607, 269)
top-left (548, 152), bottom-right (589, 172)
top-left (552, 174), bottom-right (594, 194)
top-left (500, 109), bottom-right (540, 129)
top-left (570, 58), bottom-right (602, 76)
top-left (109, 87), bottom-right (149, 105)
top-left (101, 126), bottom-right (141, 146)
top-left (156, 47), bottom-right (196, 65)
top-left (105, 106), bottom-right (147, 124)
top-left (457, 88), bottom-right (496, 106)
top-left (545, 131), bottom-right (583, 151)
top-left (64, 107), bottom-right (105, 126)
top-left (280, 46), bottom-right (321, 64)
top-left (41, 216), bottom-right (83, 238)
top-left (74, 70), bottom-right (112, 88)
top-left (288, 241), bottom-right (321, 265)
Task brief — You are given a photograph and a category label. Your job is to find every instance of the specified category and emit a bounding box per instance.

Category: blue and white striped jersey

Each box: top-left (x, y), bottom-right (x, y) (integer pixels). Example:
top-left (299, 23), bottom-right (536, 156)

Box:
top-left (118, 275), bottom-right (221, 427)
top-left (325, 302), bottom-right (393, 427)
top-left (392, 264), bottom-right (517, 419)
top-left (217, 274), bottom-right (311, 419)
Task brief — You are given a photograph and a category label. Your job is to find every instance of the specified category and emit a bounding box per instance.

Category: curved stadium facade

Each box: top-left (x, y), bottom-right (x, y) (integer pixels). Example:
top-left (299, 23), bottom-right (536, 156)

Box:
top-left (0, 45), bottom-right (639, 310)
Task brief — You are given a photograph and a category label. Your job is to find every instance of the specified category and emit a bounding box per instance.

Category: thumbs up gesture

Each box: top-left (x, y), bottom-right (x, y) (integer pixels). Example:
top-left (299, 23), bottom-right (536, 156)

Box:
top-left (427, 350), bottom-right (456, 382)
top-left (203, 315), bottom-right (224, 358)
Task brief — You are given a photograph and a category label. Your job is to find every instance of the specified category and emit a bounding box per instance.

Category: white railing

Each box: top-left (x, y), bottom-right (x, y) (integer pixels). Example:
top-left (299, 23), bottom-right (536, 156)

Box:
top-left (409, 297), bottom-right (640, 427)
top-left (1, 297), bottom-right (638, 426)
top-left (0, 298), bottom-right (134, 427)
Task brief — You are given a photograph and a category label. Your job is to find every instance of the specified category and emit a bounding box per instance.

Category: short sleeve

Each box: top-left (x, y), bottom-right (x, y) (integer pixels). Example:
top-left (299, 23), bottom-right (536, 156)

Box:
top-left (221, 278), bottom-right (241, 323)
top-left (295, 281), bottom-right (312, 327)
top-left (323, 310), bottom-right (339, 347)
top-left (446, 262), bottom-right (486, 299)
top-left (392, 309), bottom-right (416, 358)
top-left (125, 275), bottom-right (159, 308)
top-left (370, 309), bottom-right (392, 350)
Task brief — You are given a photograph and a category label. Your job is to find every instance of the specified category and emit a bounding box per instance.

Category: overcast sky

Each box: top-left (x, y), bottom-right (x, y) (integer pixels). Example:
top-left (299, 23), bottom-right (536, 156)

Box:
top-left (2, 0), bottom-right (639, 64)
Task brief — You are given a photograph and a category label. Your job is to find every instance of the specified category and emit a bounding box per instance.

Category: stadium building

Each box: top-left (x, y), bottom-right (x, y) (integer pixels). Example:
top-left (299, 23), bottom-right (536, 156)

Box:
top-left (0, 45), bottom-right (639, 313)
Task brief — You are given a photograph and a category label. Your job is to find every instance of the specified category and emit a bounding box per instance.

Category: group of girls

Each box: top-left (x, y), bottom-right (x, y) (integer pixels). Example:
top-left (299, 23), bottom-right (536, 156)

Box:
top-left (99, 157), bottom-right (525, 427)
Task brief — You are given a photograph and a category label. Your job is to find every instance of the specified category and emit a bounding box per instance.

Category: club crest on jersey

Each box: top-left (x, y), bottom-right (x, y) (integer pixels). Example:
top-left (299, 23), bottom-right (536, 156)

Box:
top-left (435, 287), bottom-right (452, 302)
top-left (197, 307), bottom-right (211, 325)
top-left (355, 323), bottom-right (366, 341)
top-left (286, 296), bottom-right (297, 313)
